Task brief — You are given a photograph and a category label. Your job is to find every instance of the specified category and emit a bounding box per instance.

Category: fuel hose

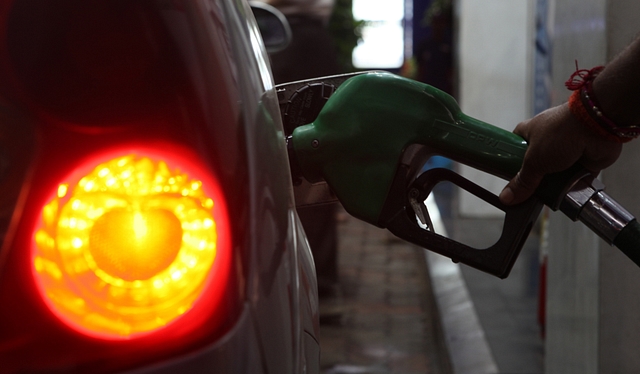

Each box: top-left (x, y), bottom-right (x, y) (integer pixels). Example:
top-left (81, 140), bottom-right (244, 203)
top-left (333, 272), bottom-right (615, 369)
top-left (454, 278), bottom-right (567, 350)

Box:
top-left (614, 220), bottom-right (640, 267)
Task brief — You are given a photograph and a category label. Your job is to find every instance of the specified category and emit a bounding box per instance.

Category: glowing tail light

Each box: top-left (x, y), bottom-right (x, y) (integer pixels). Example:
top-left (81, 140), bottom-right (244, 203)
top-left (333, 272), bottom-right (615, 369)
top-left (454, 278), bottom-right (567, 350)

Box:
top-left (32, 151), bottom-right (227, 339)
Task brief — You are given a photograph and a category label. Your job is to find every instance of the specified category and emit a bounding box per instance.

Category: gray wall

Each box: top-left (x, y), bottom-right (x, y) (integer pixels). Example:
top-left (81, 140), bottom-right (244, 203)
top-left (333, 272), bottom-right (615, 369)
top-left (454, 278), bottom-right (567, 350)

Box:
top-left (597, 1), bottom-right (640, 370)
top-left (545, 1), bottom-right (605, 372)
top-left (545, 0), bottom-right (640, 372)
top-left (457, 0), bottom-right (534, 217)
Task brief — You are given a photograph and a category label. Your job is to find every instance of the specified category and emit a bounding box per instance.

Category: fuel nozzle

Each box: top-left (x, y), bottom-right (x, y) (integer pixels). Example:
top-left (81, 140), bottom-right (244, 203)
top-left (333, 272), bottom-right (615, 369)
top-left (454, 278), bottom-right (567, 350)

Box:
top-left (278, 71), bottom-right (640, 277)
top-left (560, 176), bottom-right (635, 245)
top-left (537, 166), bottom-right (640, 266)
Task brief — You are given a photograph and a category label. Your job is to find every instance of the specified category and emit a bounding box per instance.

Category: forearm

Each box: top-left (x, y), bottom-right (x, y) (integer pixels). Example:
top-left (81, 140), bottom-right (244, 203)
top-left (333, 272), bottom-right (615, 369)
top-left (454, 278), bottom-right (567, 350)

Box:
top-left (593, 34), bottom-right (640, 126)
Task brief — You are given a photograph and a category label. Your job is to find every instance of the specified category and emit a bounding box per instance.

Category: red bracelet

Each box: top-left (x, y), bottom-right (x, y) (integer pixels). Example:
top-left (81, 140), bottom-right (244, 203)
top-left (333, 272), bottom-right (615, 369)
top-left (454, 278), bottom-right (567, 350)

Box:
top-left (568, 90), bottom-right (625, 142)
top-left (565, 62), bottom-right (640, 143)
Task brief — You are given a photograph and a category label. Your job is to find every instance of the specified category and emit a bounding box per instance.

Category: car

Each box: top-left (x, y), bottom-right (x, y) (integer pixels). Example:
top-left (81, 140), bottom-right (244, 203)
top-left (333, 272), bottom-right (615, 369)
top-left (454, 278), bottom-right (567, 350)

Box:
top-left (0, 0), bottom-right (319, 373)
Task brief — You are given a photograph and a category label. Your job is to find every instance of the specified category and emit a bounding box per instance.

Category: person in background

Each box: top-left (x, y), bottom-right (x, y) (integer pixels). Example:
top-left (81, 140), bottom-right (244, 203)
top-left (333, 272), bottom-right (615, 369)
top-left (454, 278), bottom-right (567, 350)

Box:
top-left (500, 34), bottom-right (640, 206)
top-left (415, 11), bottom-right (453, 96)
top-left (257, 0), bottom-right (340, 82)
top-left (255, 0), bottom-right (341, 301)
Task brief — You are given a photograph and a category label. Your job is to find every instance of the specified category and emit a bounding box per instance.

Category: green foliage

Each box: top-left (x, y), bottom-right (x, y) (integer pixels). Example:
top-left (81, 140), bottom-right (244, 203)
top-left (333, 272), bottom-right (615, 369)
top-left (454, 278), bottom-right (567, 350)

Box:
top-left (328, 0), bottom-right (364, 73)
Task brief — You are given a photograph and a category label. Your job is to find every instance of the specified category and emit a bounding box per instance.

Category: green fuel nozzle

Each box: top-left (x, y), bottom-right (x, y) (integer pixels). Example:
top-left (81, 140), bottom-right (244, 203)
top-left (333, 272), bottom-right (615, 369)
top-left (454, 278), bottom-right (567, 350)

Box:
top-left (280, 71), bottom-right (638, 278)
top-left (291, 72), bottom-right (526, 222)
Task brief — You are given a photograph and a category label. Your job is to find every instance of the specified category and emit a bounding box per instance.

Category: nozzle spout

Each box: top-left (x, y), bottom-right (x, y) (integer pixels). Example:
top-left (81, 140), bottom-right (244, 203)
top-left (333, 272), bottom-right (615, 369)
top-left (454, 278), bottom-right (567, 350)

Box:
top-left (560, 176), bottom-right (635, 244)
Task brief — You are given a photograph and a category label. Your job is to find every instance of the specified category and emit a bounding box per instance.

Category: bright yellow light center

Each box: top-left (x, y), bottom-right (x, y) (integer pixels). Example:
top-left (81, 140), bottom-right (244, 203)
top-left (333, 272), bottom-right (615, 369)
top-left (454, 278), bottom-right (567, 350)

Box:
top-left (89, 208), bottom-right (183, 281)
top-left (32, 154), bottom-right (218, 339)
top-left (133, 212), bottom-right (148, 238)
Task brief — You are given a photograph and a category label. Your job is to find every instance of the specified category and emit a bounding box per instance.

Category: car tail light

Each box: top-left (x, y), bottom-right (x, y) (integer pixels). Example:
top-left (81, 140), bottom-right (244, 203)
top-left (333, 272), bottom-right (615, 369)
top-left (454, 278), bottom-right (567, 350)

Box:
top-left (0, 0), bottom-right (246, 372)
top-left (32, 150), bottom-right (227, 340)
top-left (0, 140), bottom-right (240, 373)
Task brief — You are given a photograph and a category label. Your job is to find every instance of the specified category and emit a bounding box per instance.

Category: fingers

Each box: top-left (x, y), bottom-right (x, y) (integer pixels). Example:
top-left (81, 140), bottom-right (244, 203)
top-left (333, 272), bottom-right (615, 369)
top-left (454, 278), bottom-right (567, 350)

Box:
top-left (512, 118), bottom-right (532, 139)
top-left (499, 118), bottom-right (544, 205)
top-left (499, 106), bottom-right (570, 205)
top-left (499, 103), bottom-right (623, 206)
top-left (499, 168), bottom-right (543, 205)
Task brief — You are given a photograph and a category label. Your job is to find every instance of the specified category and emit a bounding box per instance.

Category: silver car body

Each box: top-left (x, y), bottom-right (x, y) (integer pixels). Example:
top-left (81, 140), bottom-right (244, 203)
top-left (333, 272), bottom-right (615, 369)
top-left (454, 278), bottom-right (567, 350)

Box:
top-left (0, 0), bottom-right (319, 373)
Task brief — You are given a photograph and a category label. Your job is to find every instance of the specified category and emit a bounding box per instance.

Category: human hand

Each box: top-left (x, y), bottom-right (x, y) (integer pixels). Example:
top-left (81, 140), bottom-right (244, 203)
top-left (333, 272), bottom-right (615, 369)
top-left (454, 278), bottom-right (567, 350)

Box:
top-left (499, 102), bottom-right (623, 205)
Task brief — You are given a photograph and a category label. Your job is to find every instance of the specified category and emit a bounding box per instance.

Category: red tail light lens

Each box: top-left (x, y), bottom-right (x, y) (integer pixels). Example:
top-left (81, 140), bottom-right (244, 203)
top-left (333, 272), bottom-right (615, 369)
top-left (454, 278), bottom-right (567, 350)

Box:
top-left (32, 150), bottom-right (227, 339)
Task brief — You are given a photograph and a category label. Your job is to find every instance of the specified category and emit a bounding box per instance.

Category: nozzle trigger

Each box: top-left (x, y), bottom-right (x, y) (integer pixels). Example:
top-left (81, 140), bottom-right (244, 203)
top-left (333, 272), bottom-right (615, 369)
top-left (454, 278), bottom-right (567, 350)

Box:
top-left (408, 188), bottom-right (434, 232)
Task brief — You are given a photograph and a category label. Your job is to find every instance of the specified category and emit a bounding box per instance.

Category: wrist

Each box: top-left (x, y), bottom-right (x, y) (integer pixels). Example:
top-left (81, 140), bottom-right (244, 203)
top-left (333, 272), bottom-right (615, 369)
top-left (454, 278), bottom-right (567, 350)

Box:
top-left (565, 63), bottom-right (640, 143)
top-left (592, 76), bottom-right (640, 126)
top-left (592, 36), bottom-right (640, 126)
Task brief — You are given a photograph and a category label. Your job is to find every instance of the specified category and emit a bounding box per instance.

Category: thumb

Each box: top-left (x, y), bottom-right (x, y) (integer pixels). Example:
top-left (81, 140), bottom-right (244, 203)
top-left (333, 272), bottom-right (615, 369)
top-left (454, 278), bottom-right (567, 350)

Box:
top-left (499, 169), bottom-right (544, 205)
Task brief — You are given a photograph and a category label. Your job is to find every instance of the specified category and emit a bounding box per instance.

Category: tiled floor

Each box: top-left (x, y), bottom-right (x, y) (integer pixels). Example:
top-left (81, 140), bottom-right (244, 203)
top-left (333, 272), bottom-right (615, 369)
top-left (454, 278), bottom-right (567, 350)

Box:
top-left (318, 181), bottom-right (544, 374)
top-left (319, 215), bottom-right (450, 374)
top-left (436, 183), bottom-right (545, 374)
top-left (456, 217), bottom-right (544, 373)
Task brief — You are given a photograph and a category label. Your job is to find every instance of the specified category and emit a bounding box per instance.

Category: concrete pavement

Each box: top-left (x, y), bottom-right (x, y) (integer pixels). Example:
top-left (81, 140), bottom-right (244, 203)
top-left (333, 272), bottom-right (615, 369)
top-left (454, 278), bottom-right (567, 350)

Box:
top-left (319, 212), bottom-right (451, 374)
top-left (318, 187), bottom-right (544, 374)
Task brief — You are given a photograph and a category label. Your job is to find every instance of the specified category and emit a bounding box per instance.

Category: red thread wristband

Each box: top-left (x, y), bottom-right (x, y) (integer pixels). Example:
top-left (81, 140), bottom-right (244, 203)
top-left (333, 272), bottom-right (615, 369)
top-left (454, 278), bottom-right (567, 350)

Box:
top-left (565, 62), bottom-right (640, 142)
top-left (568, 89), bottom-right (626, 143)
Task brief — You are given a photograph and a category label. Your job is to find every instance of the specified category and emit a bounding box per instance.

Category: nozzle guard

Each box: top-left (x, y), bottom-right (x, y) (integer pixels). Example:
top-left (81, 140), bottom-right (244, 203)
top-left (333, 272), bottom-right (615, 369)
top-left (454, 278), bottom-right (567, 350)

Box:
top-left (380, 167), bottom-right (543, 278)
